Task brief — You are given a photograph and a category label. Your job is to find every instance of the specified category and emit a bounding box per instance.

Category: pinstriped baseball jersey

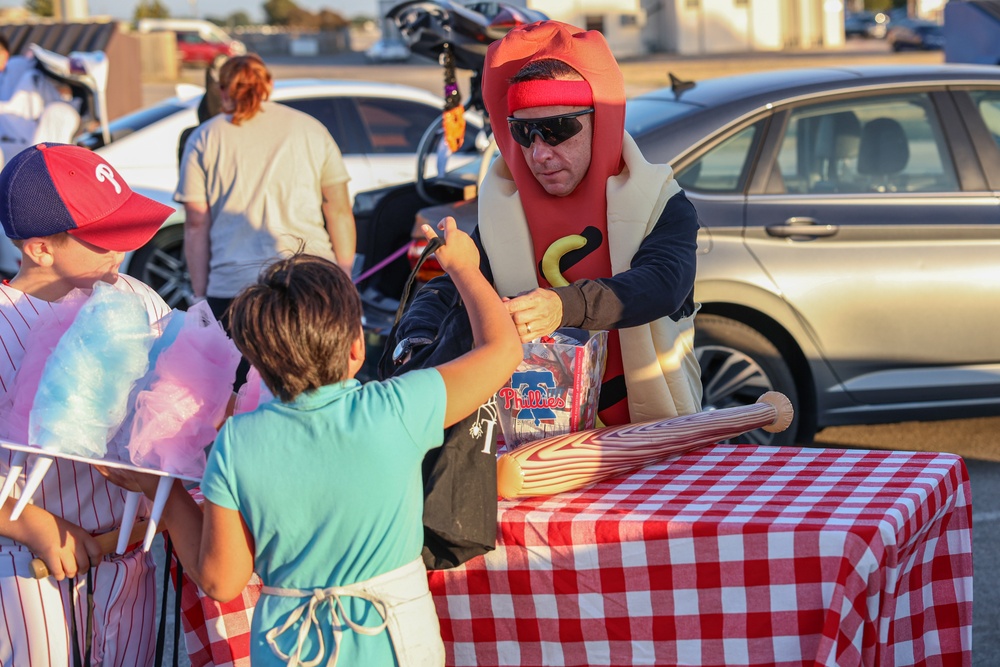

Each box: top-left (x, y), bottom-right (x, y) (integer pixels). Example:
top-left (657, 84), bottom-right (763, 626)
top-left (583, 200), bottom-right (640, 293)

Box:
top-left (0, 274), bottom-right (168, 667)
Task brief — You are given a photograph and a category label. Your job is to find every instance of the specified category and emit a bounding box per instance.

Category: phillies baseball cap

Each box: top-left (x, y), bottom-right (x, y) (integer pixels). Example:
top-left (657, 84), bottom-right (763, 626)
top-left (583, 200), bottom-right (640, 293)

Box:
top-left (0, 143), bottom-right (174, 252)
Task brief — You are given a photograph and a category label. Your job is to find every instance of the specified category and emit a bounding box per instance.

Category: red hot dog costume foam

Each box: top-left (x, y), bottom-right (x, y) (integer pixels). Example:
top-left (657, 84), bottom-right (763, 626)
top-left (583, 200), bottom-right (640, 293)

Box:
top-left (478, 21), bottom-right (701, 425)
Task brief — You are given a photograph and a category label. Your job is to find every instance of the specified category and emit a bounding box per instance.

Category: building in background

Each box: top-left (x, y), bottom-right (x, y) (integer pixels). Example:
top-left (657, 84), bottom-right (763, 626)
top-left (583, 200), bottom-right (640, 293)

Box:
top-left (641, 0), bottom-right (844, 54)
top-left (52, 0), bottom-right (90, 21)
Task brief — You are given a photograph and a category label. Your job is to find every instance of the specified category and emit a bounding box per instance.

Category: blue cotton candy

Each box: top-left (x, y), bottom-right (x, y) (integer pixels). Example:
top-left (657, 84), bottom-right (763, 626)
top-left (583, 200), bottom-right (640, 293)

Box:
top-left (146, 308), bottom-right (185, 369)
top-left (29, 282), bottom-right (155, 457)
top-left (105, 308), bottom-right (182, 462)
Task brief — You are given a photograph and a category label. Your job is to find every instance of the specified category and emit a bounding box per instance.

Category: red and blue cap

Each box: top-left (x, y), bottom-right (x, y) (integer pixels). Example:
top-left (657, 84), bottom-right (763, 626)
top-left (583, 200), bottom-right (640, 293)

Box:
top-left (0, 143), bottom-right (174, 252)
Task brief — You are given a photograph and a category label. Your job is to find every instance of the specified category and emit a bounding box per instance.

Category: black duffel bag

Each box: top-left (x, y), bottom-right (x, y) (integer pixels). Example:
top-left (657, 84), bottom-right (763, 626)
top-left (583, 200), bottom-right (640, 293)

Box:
top-left (378, 237), bottom-right (499, 570)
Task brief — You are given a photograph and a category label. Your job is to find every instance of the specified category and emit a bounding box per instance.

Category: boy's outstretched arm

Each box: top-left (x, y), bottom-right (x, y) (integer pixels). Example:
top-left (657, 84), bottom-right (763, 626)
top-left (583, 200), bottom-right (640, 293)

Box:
top-left (158, 480), bottom-right (254, 602)
top-left (96, 470), bottom-right (254, 602)
top-left (430, 217), bottom-right (522, 428)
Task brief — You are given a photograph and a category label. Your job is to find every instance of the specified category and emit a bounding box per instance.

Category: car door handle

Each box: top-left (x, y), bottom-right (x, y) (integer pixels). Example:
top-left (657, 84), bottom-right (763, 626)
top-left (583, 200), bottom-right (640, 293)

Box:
top-left (765, 217), bottom-right (839, 238)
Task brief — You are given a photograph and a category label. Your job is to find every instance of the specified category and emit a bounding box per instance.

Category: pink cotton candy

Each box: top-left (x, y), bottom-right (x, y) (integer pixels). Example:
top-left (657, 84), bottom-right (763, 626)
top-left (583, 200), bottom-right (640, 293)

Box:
top-left (233, 366), bottom-right (275, 415)
top-left (0, 290), bottom-right (88, 443)
top-left (127, 302), bottom-right (241, 477)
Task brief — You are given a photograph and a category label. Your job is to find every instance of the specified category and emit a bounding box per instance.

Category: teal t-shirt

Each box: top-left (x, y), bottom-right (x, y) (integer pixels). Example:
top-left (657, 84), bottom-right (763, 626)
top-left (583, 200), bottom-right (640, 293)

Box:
top-left (200, 369), bottom-right (446, 666)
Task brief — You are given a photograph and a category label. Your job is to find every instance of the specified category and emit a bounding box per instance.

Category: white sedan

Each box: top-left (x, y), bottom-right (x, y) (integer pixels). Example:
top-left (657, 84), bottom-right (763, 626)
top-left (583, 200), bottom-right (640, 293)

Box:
top-left (0, 79), bottom-right (481, 307)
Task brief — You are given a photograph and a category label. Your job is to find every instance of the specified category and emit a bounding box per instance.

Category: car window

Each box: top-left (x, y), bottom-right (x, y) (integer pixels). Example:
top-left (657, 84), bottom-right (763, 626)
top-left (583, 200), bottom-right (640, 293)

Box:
top-left (675, 121), bottom-right (762, 193)
top-left (969, 90), bottom-right (1000, 151)
top-left (76, 100), bottom-right (189, 149)
top-left (177, 32), bottom-right (204, 44)
top-left (773, 94), bottom-right (958, 194)
top-left (354, 98), bottom-right (441, 154)
top-left (279, 97), bottom-right (366, 155)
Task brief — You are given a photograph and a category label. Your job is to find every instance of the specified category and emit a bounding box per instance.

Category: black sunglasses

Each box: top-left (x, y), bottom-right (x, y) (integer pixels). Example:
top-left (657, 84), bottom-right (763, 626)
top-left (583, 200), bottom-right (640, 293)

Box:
top-left (507, 108), bottom-right (595, 148)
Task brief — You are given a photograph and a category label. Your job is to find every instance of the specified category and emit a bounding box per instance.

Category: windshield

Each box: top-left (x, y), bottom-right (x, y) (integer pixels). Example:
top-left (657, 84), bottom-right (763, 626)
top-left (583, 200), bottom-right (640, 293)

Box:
top-left (199, 30), bottom-right (228, 44)
top-left (76, 100), bottom-right (190, 149)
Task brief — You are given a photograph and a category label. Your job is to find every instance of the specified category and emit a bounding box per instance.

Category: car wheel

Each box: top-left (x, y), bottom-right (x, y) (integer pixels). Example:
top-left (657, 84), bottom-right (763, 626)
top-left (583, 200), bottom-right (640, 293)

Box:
top-left (695, 314), bottom-right (800, 447)
top-left (127, 225), bottom-right (194, 309)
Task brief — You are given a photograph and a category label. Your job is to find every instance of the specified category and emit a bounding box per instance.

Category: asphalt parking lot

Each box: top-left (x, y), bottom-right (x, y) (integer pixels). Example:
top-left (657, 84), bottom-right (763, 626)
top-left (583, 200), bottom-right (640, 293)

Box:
top-left (149, 41), bottom-right (997, 665)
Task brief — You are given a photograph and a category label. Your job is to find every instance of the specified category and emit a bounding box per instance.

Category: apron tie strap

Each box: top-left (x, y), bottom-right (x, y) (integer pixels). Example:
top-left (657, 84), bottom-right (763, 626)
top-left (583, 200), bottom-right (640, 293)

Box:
top-left (262, 584), bottom-right (389, 667)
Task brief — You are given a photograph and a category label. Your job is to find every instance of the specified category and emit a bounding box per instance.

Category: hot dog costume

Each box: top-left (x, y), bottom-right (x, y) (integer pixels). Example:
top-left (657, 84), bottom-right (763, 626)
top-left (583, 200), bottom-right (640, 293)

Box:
top-left (400, 21), bottom-right (702, 425)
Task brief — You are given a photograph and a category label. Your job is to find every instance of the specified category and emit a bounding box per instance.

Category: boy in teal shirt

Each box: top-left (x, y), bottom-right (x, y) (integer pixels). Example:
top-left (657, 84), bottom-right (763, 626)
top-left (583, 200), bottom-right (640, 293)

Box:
top-left (105, 216), bottom-right (521, 666)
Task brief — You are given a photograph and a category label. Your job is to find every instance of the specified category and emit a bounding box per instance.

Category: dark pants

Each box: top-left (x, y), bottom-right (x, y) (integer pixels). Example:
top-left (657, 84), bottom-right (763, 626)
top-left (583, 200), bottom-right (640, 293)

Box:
top-left (206, 296), bottom-right (251, 389)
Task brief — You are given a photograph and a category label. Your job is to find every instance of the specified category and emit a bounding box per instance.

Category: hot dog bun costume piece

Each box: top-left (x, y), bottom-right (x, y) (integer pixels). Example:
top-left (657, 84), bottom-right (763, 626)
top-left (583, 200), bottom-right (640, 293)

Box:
top-left (479, 21), bottom-right (702, 425)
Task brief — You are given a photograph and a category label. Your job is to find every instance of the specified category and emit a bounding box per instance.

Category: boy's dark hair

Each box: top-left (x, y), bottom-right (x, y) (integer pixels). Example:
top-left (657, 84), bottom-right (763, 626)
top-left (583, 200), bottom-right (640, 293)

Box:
top-left (228, 253), bottom-right (362, 402)
top-left (510, 59), bottom-right (582, 83)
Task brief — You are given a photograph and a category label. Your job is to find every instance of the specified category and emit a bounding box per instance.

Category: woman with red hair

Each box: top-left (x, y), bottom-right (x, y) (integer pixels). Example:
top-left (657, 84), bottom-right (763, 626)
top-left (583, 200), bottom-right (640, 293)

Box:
top-left (175, 54), bottom-right (355, 324)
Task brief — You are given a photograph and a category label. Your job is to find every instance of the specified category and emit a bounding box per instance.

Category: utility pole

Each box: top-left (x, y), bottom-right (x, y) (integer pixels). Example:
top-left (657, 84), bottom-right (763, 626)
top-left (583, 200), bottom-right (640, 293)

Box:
top-left (54, 0), bottom-right (89, 21)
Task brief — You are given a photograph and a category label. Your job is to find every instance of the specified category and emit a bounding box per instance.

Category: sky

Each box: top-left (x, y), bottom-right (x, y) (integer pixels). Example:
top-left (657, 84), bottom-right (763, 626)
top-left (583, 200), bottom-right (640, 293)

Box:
top-left (1, 0), bottom-right (381, 22)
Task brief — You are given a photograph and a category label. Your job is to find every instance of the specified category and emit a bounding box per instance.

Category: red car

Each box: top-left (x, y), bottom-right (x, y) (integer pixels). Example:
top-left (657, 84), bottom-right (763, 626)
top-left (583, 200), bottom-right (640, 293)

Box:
top-left (174, 29), bottom-right (246, 65)
top-left (138, 19), bottom-right (247, 66)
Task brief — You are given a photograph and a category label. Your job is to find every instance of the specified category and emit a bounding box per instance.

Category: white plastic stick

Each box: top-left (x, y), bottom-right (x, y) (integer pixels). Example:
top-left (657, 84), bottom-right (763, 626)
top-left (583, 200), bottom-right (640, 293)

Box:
top-left (143, 477), bottom-right (173, 552)
top-left (0, 450), bottom-right (28, 509)
top-left (116, 490), bottom-right (142, 555)
top-left (10, 456), bottom-right (53, 521)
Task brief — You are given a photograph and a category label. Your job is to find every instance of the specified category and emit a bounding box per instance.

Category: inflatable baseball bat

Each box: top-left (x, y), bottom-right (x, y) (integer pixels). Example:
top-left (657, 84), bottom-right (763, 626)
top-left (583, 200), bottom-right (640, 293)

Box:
top-left (497, 391), bottom-right (794, 499)
top-left (29, 519), bottom-right (163, 579)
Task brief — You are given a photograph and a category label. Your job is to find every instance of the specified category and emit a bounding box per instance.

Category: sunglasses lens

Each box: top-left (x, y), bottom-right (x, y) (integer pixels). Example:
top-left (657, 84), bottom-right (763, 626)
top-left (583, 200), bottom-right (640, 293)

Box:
top-left (508, 120), bottom-right (534, 147)
top-left (508, 114), bottom-right (587, 148)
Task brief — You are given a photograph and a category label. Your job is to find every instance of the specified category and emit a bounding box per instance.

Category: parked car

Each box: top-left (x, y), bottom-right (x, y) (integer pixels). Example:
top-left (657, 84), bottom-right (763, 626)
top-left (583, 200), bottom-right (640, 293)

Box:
top-left (137, 18), bottom-right (247, 66)
top-left (365, 38), bottom-right (411, 62)
top-left (887, 19), bottom-right (945, 51)
top-left (0, 80), bottom-right (483, 304)
top-left (844, 11), bottom-right (889, 39)
top-left (359, 64), bottom-right (1000, 446)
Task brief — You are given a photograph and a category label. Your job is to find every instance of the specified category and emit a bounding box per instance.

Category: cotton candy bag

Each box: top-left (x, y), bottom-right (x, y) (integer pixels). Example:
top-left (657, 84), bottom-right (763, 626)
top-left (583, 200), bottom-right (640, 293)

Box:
top-left (28, 282), bottom-right (155, 457)
top-left (127, 301), bottom-right (240, 477)
top-left (0, 289), bottom-right (88, 443)
top-left (233, 365), bottom-right (275, 415)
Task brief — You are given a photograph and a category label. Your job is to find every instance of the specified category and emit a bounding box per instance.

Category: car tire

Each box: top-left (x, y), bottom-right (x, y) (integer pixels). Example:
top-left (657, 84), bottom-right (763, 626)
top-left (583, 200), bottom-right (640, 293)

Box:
top-left (695, 314), bottom-right (800, 447)
top-left (127, 224), bottom-right (193, 309)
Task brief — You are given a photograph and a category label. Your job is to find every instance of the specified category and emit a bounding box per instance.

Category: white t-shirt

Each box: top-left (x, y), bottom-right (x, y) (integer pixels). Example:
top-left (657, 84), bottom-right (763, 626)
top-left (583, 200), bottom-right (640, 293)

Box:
top-left (0, 62), bottom-right (63, 158)
top-left (174, 101), bottom-right (351, 298)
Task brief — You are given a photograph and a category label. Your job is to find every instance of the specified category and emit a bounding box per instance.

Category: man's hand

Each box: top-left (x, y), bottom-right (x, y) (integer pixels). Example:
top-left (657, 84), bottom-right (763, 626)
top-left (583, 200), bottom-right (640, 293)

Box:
top-left (422, 217), bottom-right (479, 277)
top-left (505, 288), bottom-right (563, 342)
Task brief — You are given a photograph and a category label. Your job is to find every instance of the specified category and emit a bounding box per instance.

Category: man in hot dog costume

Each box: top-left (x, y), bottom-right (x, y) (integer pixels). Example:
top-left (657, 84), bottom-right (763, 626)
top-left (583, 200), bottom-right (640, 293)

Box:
top-left (396, 20), bottom-right (701, 425)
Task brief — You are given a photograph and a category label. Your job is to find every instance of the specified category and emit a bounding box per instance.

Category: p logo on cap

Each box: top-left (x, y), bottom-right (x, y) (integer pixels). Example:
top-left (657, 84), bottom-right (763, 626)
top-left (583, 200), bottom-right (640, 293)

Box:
top-left (0, 143), bottom-right (174, 252)
top-left (95, 163), bottom-right (122, 194)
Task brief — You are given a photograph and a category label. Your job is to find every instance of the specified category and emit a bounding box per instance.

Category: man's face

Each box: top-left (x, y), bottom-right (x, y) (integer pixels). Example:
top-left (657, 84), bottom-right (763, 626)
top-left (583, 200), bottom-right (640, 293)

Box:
top-left (0, 49), bottom-right (9, 72)
top-left (512, 104), bottom-right (593, 197)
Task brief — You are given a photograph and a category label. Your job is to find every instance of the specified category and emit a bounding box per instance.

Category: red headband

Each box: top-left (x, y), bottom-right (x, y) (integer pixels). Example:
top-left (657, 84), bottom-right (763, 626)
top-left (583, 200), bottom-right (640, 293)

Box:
top-left (507, 79), bottom-right (594, 114)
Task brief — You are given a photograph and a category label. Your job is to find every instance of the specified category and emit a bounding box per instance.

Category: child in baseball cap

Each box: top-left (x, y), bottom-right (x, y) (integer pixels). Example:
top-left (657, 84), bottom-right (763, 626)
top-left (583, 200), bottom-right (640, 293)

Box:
top-left (1, 142), bottom-right (173, 298)
top-left (0, 143), bottom-right (174, 665)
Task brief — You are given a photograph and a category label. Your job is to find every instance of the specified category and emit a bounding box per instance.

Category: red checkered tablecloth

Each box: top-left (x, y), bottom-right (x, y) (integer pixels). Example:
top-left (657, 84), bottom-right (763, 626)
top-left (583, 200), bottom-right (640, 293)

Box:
top-left (429, 445), bottom-right (973, 667)
top-left (174, 445), bottom-right (972, 667)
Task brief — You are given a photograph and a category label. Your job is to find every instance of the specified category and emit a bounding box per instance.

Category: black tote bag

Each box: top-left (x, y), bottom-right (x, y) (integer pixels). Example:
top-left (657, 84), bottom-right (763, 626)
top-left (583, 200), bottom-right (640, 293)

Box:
top-left (378, 238), bottom-right (499, 570)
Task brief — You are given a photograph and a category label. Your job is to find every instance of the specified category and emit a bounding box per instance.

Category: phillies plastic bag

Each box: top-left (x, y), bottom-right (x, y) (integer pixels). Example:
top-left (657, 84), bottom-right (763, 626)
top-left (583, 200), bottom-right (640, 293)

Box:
top-left (497, 328), bottom-right (607, 450)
